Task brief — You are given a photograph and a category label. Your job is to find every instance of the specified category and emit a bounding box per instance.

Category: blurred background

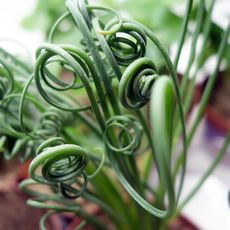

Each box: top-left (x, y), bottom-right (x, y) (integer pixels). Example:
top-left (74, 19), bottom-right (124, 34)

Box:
top-left (0, 0), bottom-right (229, 229)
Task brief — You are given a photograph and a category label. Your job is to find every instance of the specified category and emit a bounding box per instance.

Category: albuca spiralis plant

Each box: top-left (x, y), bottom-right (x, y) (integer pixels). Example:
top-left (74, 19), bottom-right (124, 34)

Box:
top-left (0, 0), bottom-right (229, 229)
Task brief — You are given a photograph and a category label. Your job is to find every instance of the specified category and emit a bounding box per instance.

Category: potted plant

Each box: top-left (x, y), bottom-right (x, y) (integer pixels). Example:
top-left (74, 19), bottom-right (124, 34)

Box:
top-left (0, 0), bottom-right (229, 229)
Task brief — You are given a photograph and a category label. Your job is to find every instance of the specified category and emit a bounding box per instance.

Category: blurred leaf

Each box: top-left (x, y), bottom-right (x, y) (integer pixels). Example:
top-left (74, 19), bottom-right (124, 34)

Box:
top-left (21, 0), bottom-right (66, 37)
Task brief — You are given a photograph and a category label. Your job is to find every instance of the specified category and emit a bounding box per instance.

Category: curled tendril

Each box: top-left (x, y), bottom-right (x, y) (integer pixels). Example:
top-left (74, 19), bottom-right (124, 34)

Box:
top-left (1, 94), bottom-right (73, 161)
top-left (39, 211), bottom-right (61, 230)
top-left (105, 21), bottom-right (147, 66)
top-left (37, 110), bottom-right (63, 137)
top-left (40, 211), bottom-right (87, 230)
top-left (19, 73), bottom-right (76, 139)
top-left (119, 57), bottom-right (159, 110)
top-left (104, 116), bottom-right (142, 155)
top-left (34, 43), bottom-right (103, 113)
top-left (35, 108), bottom-right (74, 138)
top-left (25, 107), bottom-right (74, 140)
top-left (35, 44), bottom-right (90, 109)
top-left (30, 137), bottom-right (89, 199)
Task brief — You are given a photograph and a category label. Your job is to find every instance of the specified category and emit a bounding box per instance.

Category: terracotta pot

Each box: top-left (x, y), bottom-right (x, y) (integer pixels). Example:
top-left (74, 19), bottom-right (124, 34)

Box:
top-left (64, 207), bottom-right (115, 230)
top-left (0, 189), bottom-right (62, 230)
top-left (201, 71), bottom-right (230, 134)
top-left (206, 105), bottom-right (230, 134)
top-left (169, 215), bottom-right (199, 230)
top-left (0, 157), bottom-right (63, 230)
top-left (65, 207), bottom-right (198, 230)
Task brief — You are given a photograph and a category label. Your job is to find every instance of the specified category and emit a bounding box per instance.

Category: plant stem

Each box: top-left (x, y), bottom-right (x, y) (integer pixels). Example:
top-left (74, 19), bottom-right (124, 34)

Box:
top-left (174, 0), bottom-right (193, 70)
